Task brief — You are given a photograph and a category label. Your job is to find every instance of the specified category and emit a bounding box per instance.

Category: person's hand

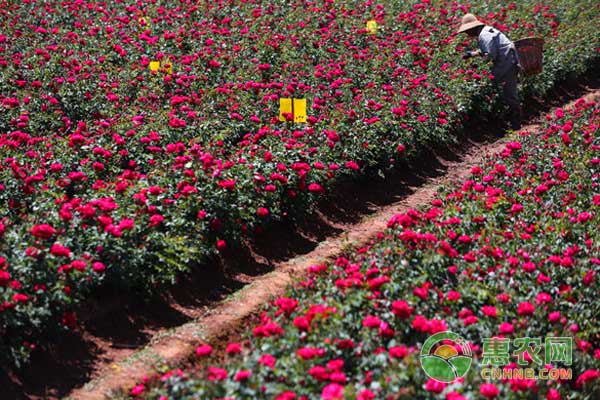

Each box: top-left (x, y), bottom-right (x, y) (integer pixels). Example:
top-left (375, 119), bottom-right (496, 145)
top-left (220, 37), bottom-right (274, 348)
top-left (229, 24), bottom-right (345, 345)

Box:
top-left (462, 50), bottom-right (474, 60)
top-left (463, 50), bottom-right (481, 60)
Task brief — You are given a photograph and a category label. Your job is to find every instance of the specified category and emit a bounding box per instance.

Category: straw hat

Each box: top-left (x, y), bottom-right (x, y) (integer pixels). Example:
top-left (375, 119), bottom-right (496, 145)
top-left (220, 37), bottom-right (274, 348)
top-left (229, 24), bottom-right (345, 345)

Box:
top-left (457, 13), bottom-right (484, 34)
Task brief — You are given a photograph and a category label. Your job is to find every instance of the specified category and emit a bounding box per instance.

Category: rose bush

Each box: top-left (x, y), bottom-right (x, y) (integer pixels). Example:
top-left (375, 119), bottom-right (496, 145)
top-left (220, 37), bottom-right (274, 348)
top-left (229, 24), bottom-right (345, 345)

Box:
top-left (0, 0), bottom-right (599, 365)
top-left (135, 97), bottom-right (600, 399)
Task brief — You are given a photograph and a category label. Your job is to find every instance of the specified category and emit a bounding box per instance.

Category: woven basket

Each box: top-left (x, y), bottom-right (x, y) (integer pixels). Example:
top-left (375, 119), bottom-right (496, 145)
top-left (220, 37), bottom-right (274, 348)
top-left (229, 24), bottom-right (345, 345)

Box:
top-left (515, 37), bottom-right (544, 75)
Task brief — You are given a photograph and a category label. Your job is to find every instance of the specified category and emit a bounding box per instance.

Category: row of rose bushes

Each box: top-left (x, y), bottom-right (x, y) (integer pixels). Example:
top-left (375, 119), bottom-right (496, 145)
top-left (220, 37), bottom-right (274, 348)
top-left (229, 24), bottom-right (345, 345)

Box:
top-left (131, 97), bottom-right (600, 399)
top-left (0, 0), bottom-right (599, 365)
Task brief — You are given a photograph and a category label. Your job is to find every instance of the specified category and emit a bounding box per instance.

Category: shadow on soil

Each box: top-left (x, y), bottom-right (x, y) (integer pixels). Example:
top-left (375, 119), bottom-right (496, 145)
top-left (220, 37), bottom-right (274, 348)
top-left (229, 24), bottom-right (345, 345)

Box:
top-left (1, 71), bottom-right (599, 399)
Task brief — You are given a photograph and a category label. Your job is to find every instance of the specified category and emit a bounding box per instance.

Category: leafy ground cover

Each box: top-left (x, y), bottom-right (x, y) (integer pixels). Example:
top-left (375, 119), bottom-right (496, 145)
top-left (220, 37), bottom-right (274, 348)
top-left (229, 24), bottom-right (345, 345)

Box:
top-left (133, 96), bottom-right (600, 399)
top-left (0, 0), bottom-right (599, 366)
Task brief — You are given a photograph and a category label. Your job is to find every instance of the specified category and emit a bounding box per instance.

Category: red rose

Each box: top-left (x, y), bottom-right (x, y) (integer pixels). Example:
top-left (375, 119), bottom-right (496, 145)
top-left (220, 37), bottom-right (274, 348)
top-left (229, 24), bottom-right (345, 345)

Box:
top-left (344, 160), bottom-right (359, 170)
top-left (234, 370), bottom-right (251, 382)
top-left (389, 345), bottom-right (408, 358)
top-left (50, 243), bottom-right (71, 257)
top-left (71, 260), bottom-right (87, 271)
top-left (218, 179), bottom-right (236, 190)
top-left (275, 392), bottom-right (296, 400)
top-left (31, 224), bottom-right (56, 239)
top-left (0, 270), bottom-right (10, 286)
top-left (482, 306), bottom-right (497, 317)
top-left (517, 301), bottom-right (535, 316)
top-left (308, 183), bottom-right (324, 193)
top-left (195, 344), bottom-right (213, 357)
top-left (391, 300), bottom-right (414, 319)
top-left (293, 316), bottom-right (310, 331)
top-left (258, 354), bottom-right (276, 368)
top-left (207, 366), bottom-right (227, 381)
top-left (358, 389), bottom-right (376, 400)
top-left (149, 214), bottom-right (164, 227)
top-left (499, 322), bottom-right (514, 334)
top-left (321, 383), bottom-right (344, 400)
top-left (309, 366), bottom-right (329, 381)
top-left (546, 389), bottom-right (561, 400)
top-left (225, 343), bottom-right (242, 354)
top-left (534, 184), bottom-right (548, 196)
top-left (118, 218), bottom-right (135, 231)
top-left (275, 297), bottom-right (298, 314)
top-left (362, 315), bottom-right (381, 328)
top-left (92, 262), bottom-right (106, 273)
top-left (575, 369), bottom-right (599, 388)
top-left (131, 384), bottom-right (145, 396)
top-left (13, 293), bottom-right (29, 303)
top-left (479, 383), bottom-right (499, 399)
top-left (424, 378), bottom-right (446, 393)
top-left (297, 347), bottom-right (319, 360)
top-left (447, 290), bottom-right (461, 301)
top-left (329, 372), bottom-right (346, 383)
top-left (446, 392), bottom-right (466, 400)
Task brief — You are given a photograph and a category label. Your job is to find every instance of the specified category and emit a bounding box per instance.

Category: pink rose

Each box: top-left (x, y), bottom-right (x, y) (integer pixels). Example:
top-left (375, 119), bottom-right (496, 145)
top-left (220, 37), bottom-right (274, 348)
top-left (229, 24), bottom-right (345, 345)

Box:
top-left (321, 383), bottom-right (344, 400)
top-left (195, 344), bottom-right (213, 357)
top-left (480, 383), bottom-right (499, 398)
top-left (131, 384), bottom-right (145, 396)
top-left (424, 378), bottom-right (446, 393)
top-left (499, 322), bottom-right (514, 334)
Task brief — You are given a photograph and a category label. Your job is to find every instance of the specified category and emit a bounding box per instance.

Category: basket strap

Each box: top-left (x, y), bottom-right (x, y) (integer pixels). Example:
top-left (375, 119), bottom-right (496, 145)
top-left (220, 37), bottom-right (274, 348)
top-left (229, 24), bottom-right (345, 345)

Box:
top-left (510, 43), bottom-right (521, 68)
top-left (497, 32), bottom-right (519, 68)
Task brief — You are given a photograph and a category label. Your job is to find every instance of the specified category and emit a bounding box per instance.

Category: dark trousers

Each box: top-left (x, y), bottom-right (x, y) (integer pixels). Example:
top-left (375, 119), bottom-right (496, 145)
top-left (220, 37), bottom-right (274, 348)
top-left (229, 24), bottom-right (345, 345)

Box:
top-left (494, 66), bottom-right (521, 130)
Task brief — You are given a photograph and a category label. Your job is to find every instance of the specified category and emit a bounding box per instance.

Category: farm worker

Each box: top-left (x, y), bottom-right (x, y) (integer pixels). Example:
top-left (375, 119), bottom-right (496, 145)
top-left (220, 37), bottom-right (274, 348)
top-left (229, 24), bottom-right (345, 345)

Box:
top-left (457, 13), bottom-right (522, 130)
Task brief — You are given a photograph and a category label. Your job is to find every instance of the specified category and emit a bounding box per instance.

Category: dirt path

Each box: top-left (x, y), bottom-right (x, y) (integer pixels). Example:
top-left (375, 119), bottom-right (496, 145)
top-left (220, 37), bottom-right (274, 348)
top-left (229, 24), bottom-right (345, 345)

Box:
top-left (61, 86), bottom-right (600, 400)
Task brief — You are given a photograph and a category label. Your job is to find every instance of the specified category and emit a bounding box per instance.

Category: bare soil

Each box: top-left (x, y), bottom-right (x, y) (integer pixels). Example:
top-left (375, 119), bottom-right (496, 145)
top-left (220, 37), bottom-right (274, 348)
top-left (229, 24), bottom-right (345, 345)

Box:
top-left (1, 74), bottom-right (599, 400)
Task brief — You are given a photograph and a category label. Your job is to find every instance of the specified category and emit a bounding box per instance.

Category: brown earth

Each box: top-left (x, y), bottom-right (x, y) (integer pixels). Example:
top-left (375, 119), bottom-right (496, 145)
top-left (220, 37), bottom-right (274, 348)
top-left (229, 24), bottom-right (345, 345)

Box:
top-left (2, 74), bottom-right (599, 400)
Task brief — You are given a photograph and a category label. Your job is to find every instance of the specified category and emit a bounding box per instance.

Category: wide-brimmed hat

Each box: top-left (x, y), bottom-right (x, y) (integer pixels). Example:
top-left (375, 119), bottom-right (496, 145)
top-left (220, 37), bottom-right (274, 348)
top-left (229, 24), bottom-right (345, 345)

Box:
top-left (457, 13), bottom-right (484, 34)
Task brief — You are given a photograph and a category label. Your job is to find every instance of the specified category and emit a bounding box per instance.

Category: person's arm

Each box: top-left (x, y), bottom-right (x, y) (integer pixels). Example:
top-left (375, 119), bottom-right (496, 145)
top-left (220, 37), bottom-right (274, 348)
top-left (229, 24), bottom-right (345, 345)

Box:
top-left (463, 49), bottom-right (482, 59)
top-left (478, 31), bottom-right (499, 63)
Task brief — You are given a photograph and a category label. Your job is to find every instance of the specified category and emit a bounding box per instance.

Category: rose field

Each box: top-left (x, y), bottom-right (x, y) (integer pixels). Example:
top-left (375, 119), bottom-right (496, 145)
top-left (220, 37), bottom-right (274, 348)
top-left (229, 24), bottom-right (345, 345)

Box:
top-left (134, 96), bottom-right (600, 399)
top-left (0, 0), bottom-right (600, 397)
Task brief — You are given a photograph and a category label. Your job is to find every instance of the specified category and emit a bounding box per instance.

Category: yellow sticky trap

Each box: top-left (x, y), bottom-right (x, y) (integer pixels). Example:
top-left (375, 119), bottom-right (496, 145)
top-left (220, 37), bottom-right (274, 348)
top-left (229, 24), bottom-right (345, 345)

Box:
top-left (293, 98), bottom-right (307, 123)
top-left (163, 62), bottom-right (173, 74)
top-left (279, 98), bottom-right (293, 122)
top-left (366, 20), bottom-right (378, 34)
top-left (149, 61), bottom-right (160, 72)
